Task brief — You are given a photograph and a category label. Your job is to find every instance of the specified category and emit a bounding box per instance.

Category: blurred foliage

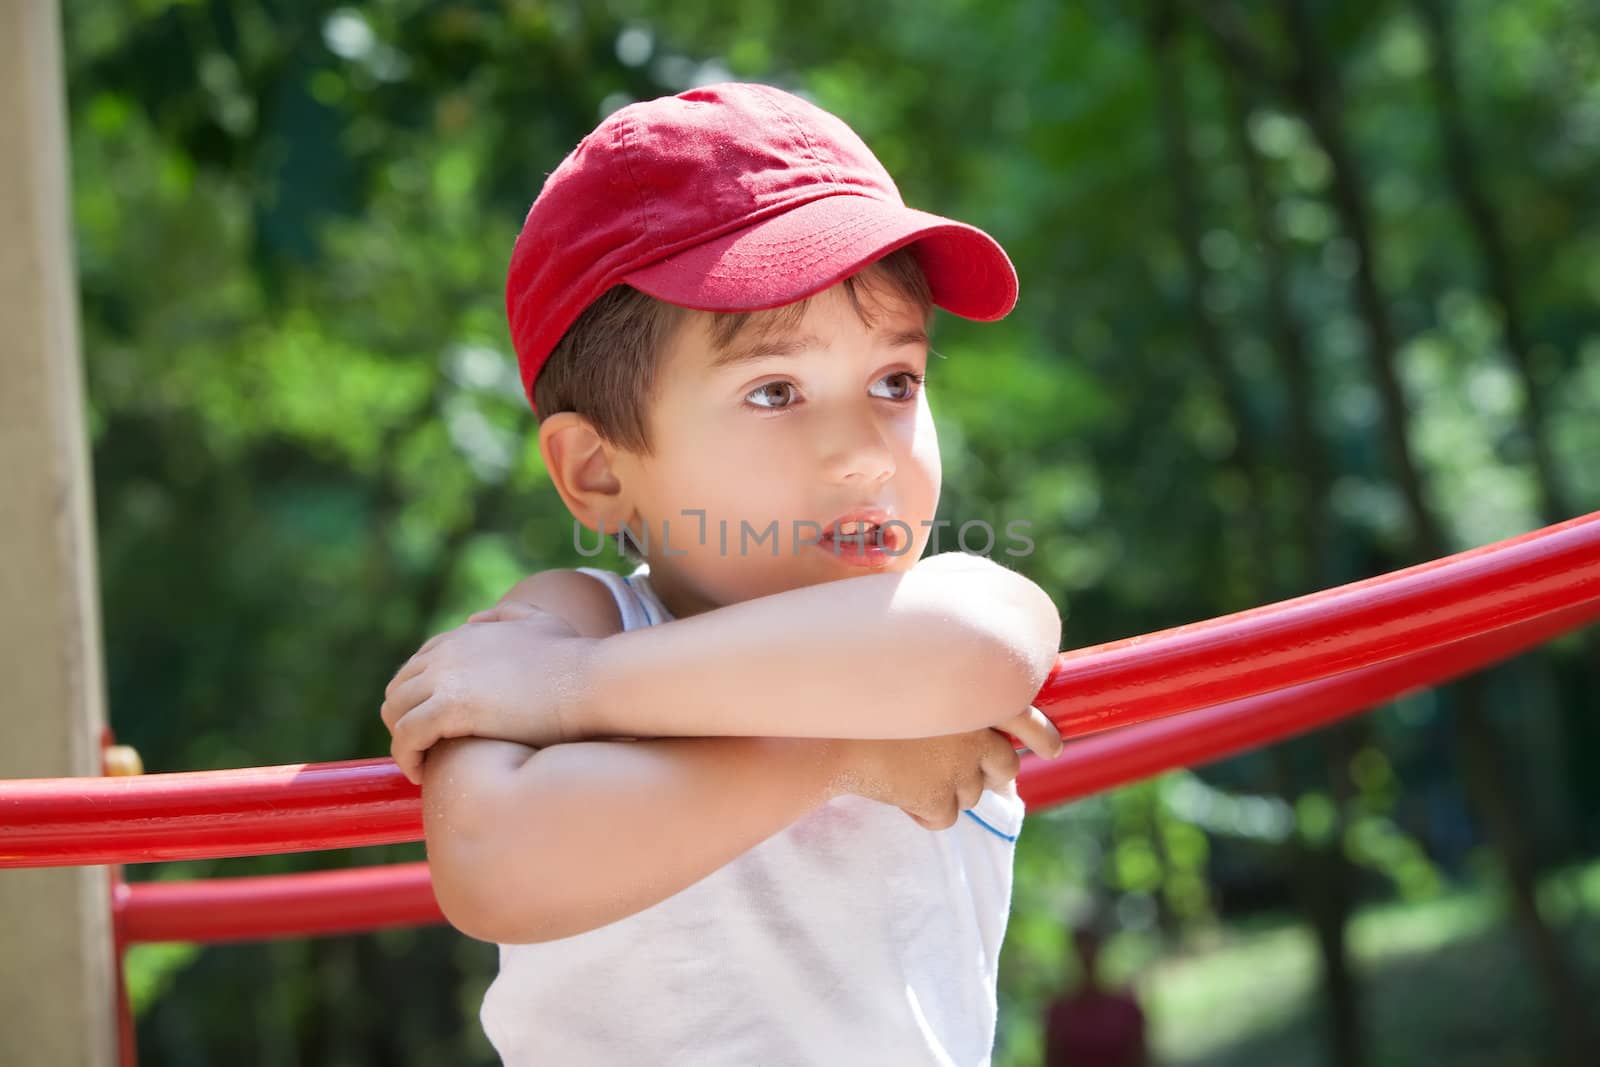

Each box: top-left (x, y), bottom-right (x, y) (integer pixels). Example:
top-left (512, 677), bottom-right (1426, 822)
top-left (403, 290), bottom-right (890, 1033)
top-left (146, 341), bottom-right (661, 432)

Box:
top-left (57, 0), bottom-right (1599, 1064)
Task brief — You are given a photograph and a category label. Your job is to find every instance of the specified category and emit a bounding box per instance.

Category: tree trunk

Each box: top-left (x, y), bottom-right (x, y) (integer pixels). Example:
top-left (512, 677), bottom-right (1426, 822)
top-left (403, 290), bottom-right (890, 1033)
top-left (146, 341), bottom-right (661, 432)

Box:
top-left (1414, 0), bottom-right (1598, 688)
top-left (1413, 0), bottom-right (1570, 526)
top-left (1155, 9), bottom-right (1368, 1064)
top-left (1216, 45), bottom-right (1369, 1067)
top-left (1148, 0), bottom-right (1273, 587)
top-left (1277, 4), bottom-right (1592, 1062)
top-left (1267, 739), bottom-right (1366, 1067)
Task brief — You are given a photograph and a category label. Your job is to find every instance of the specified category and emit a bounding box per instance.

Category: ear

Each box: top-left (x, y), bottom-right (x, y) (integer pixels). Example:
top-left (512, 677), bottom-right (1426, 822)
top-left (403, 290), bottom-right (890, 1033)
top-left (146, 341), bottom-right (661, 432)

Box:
top-left (538, 412), bottom-right (636, 539)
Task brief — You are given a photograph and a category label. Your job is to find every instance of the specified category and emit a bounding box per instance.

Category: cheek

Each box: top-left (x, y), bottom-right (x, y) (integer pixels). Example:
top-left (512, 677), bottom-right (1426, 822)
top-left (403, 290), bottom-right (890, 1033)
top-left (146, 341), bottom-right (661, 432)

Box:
top-left (918, 433), bottom-right (941, 481)
top-left (910, 410), bottom-right (942, 487)
top-left (672, 434), bottom-right (789, 517)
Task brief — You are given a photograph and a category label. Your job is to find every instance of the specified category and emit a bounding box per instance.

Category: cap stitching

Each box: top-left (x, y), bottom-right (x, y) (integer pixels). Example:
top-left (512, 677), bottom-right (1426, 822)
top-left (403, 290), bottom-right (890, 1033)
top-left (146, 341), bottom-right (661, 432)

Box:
top-left (752, 86), bottom-right (841, 189)
top-left (701, 211), bottom-right (886, 268)
top-left (613, 111), bottom-right (657, 258)
top-left (639, 206), bottom-right (909, 274)
top-left (693, 213), bottom-right (902, 278)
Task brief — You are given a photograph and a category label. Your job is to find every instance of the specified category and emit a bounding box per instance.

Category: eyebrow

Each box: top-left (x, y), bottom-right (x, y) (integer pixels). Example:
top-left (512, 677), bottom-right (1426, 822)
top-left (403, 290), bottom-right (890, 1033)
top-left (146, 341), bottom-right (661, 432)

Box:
top-left (709, 327), bottom-right (931, 370)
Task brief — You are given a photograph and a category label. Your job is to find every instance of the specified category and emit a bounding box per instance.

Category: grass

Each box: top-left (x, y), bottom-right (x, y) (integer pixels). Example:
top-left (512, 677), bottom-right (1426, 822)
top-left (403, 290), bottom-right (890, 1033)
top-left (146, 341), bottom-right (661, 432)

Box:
top-left (1125, 859), bottom-right (1600, 1066)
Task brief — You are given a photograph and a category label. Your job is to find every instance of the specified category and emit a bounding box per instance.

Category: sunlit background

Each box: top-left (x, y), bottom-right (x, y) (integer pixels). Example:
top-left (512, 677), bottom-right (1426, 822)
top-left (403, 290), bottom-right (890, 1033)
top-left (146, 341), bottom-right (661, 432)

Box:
top-left (64, 1), bottom-right (1600, 1064)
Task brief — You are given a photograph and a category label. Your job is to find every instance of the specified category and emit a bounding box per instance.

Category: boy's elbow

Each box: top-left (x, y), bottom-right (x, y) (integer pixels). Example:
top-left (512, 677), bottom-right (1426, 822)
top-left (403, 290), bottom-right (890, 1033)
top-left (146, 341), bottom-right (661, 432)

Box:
top-left (934, 554), bottom-right (1062, 715)
top-left (435, 868), bottom-right (605, 945)
top-left (1013, 572), bottom-right (1063, 697)
top-left (983, 594), bottom-right (1061, 713)
top-left (422, 747), bottom-right (568, 945)
top-left (423, 755), bottom-right (612, 945)
top-left (428, 827), bottom-right (575, 945)
top-left (430, 859), bottom-right (556, 945)
top-left (429, 854), bottom-right (504, 944)
top-left (426, 797), bottom-right (517, 943)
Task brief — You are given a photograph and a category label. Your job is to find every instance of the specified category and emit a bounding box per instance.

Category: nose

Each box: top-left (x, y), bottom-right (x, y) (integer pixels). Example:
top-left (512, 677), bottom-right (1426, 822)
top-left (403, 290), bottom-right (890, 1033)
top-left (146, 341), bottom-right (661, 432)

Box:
top-left (820, 407), bottom-right (896, 486)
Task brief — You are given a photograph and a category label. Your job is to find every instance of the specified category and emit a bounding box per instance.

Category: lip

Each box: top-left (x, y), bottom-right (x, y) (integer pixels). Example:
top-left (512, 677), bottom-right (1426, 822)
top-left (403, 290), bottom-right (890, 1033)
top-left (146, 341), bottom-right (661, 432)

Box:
top-left (816, 506), bottom-right (905, 561)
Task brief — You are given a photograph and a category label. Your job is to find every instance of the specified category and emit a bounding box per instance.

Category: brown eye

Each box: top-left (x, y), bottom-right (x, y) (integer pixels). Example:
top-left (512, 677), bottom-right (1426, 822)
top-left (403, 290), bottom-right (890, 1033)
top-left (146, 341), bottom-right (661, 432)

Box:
top-left (747, 381), bottom-right (796, 409)
top-left (871, 371), bottom-right (925, 401)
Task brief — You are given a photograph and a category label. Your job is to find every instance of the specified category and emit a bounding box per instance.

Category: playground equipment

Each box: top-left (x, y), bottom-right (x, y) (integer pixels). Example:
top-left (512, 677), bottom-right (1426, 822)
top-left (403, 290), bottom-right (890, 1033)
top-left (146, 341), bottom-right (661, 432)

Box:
top-left (2, 509), bottom-right (1598, 1065)
top-left (8, 510), bottom-right (1600, 869)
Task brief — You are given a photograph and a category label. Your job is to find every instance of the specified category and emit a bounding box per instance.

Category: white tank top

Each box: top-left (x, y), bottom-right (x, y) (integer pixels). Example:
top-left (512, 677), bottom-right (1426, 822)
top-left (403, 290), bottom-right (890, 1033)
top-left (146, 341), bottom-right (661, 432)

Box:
top-left (480, 563), bottom-right (1026, 1066)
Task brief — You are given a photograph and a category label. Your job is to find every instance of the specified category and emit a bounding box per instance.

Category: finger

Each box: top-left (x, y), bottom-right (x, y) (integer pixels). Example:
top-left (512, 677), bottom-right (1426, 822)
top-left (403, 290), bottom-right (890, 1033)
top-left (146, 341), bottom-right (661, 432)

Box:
top-left (956, 773), bottom-right (984, 812)
top-left (391, 700), bottom-right (449, 785)
top-left (389, 712), bottom-right (419, 783)
top-left (380, 673), bottom-right (433, 732)
top-left (978, 737), bottom-right (1022, 788)
top-left (390, 731), bottom-right (422, 786)
top-left (925, 797), bottom-right (960, 831)
top-left (384, 660), bottom-right (416, 702)
top-left (400, 620), bottom-right (457, 671)
top-left (1005, 706), bottom-right (1064, 759)
top-left (416, 629), bottom-right (454, 657)
top-left (468, 601), bottom-right (543, 624)
top-left (384, 649), bottom-right (436, 700)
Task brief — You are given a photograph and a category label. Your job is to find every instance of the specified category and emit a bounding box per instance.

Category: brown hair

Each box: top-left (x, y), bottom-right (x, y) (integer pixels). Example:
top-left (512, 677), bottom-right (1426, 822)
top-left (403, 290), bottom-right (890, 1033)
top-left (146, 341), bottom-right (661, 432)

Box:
top-left (534, 246), bottom-right (935, 561)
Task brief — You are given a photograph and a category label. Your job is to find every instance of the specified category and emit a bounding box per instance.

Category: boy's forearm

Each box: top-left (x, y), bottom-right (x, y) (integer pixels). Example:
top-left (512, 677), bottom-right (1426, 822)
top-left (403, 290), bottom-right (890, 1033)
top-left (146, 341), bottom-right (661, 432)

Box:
top-left (576, 553), bottom-right (1061, 741)
top-left (424, 734), bottom-right (843, 944)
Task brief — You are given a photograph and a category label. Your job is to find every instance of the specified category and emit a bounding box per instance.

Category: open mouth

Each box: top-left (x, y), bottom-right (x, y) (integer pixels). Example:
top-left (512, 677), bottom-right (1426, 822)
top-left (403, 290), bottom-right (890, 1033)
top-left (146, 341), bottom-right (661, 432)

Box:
top-left (821, 521), bottom-right (895, 551)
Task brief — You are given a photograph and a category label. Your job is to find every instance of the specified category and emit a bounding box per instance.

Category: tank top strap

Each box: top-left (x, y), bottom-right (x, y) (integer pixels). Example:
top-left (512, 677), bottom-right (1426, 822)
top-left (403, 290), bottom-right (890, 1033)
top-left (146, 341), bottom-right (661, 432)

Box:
top-left (574, 564), bottom-right (675, 631)
top-left (623, 564), bottom-right (674, 625)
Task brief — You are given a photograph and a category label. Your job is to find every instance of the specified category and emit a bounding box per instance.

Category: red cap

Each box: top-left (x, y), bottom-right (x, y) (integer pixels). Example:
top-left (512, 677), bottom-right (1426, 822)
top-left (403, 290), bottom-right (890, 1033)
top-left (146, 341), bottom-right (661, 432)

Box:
top-left (506, 82), bottom-right (1018, 413)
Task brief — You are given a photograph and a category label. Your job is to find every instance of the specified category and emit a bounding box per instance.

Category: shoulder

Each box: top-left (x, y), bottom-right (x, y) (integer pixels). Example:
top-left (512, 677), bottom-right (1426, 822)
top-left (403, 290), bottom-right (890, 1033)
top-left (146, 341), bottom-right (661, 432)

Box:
top-left (497, 568), bottom-right (625, 639)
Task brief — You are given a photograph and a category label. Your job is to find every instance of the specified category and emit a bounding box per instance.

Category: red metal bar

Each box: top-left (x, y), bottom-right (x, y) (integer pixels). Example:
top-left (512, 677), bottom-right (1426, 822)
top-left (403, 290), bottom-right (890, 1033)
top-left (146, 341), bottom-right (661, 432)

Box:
top-left (2, 510), bottom-right (1597, 870)
top-left (113, 870), bottom-right (139, 1067)
top-left (0, 759), bottom-right (420, 868)
top-left (1019, 599), bottom-right (1600, 807)
top-left (1037, 509), bottom-right (1600, 737)
top-left (116, 862), bottom-right (441, 945)
top-left (107, 600), bottom-right (1598, 948)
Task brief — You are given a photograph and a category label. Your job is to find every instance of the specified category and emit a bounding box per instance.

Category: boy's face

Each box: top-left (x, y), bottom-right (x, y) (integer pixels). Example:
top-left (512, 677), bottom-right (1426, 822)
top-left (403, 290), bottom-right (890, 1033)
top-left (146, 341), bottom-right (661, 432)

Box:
top-left (612, 275), bottom-right (942, 617)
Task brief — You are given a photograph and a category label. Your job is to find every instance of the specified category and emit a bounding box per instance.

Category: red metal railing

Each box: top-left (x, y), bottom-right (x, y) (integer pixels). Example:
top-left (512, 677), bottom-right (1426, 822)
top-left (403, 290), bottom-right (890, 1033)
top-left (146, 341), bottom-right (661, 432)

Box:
top-left (6, 509), bottom-right (1597, 871)
top-left (115, 863), bottom-right (442, 944)
top-left (101, 594), bottom-right (1600, 947)
top-left (3, 509), bottom-right (1594, 1067)
top-left (3, 509), bottom-right (1598, 955)
top-left (1029, 507), bottom-right (1600, 732)
top-left (1017, 597), bottom-right (1599, 808)
top-left (2, 758), bottom-right (419, 868)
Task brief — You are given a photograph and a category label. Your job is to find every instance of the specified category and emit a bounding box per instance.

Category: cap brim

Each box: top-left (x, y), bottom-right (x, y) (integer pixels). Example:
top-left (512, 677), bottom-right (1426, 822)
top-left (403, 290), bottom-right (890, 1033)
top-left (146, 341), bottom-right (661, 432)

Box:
top-left (621, 195), bottom-right (1018, 321)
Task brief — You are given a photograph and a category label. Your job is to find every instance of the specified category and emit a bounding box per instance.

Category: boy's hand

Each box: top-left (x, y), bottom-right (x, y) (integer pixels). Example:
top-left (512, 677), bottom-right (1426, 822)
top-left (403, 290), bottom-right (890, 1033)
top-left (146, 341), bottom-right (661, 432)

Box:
top-left (380, 602), bottom-right (595, 784)
top-left (833, 707), bottom-right (1062, 830)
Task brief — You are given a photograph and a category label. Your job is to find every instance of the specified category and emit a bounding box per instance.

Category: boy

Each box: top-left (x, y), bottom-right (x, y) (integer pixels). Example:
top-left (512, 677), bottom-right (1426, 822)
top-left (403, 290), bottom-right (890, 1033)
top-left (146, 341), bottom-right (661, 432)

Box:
top-left (380, 82), bottom-right (1064, 1065)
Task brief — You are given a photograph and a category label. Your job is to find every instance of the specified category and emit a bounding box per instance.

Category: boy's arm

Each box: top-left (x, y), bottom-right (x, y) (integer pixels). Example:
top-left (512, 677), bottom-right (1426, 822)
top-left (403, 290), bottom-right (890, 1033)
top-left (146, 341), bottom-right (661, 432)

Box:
top-left (423, 733), bottom-right (843, 944)
top-left (383, 554), bottom-right (1061, 772)
top-left (418, 572), bottom-right (849, 943)
top-left (417, 566), bottom-right (1041, 943)
top-left (425, 712), bottom-right (1027, 944)
top-left (572, 551), bottom-right (1061, 741)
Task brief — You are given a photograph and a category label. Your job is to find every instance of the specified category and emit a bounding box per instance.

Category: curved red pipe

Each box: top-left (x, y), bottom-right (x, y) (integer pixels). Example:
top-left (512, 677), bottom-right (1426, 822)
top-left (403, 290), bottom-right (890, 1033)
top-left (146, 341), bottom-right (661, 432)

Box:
top-left (111, 599), bottom-right (1598, 946)
top-left (117, 862), bottom-right (442, 945)
top-left (1019, 598), bottom-right (1600, 807)
top-left (1033, 509), bottom-right (1600, 735)
top-left (3, 509), bottom-right (1597, 870)
top-left (0, 758), bottom-right (418, 867)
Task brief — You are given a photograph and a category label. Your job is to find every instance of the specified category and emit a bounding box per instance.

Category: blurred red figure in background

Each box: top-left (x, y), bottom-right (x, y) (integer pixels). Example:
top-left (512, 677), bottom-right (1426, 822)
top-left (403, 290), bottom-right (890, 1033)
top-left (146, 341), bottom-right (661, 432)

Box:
top-left (1043, 923), bottom-right (1149, 1067)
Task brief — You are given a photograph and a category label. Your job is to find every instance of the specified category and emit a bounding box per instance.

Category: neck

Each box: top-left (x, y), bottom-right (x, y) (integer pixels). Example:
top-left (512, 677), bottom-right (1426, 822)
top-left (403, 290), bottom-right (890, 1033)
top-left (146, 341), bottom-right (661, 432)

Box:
top-left (637, 559), bottom-right (721, 621)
